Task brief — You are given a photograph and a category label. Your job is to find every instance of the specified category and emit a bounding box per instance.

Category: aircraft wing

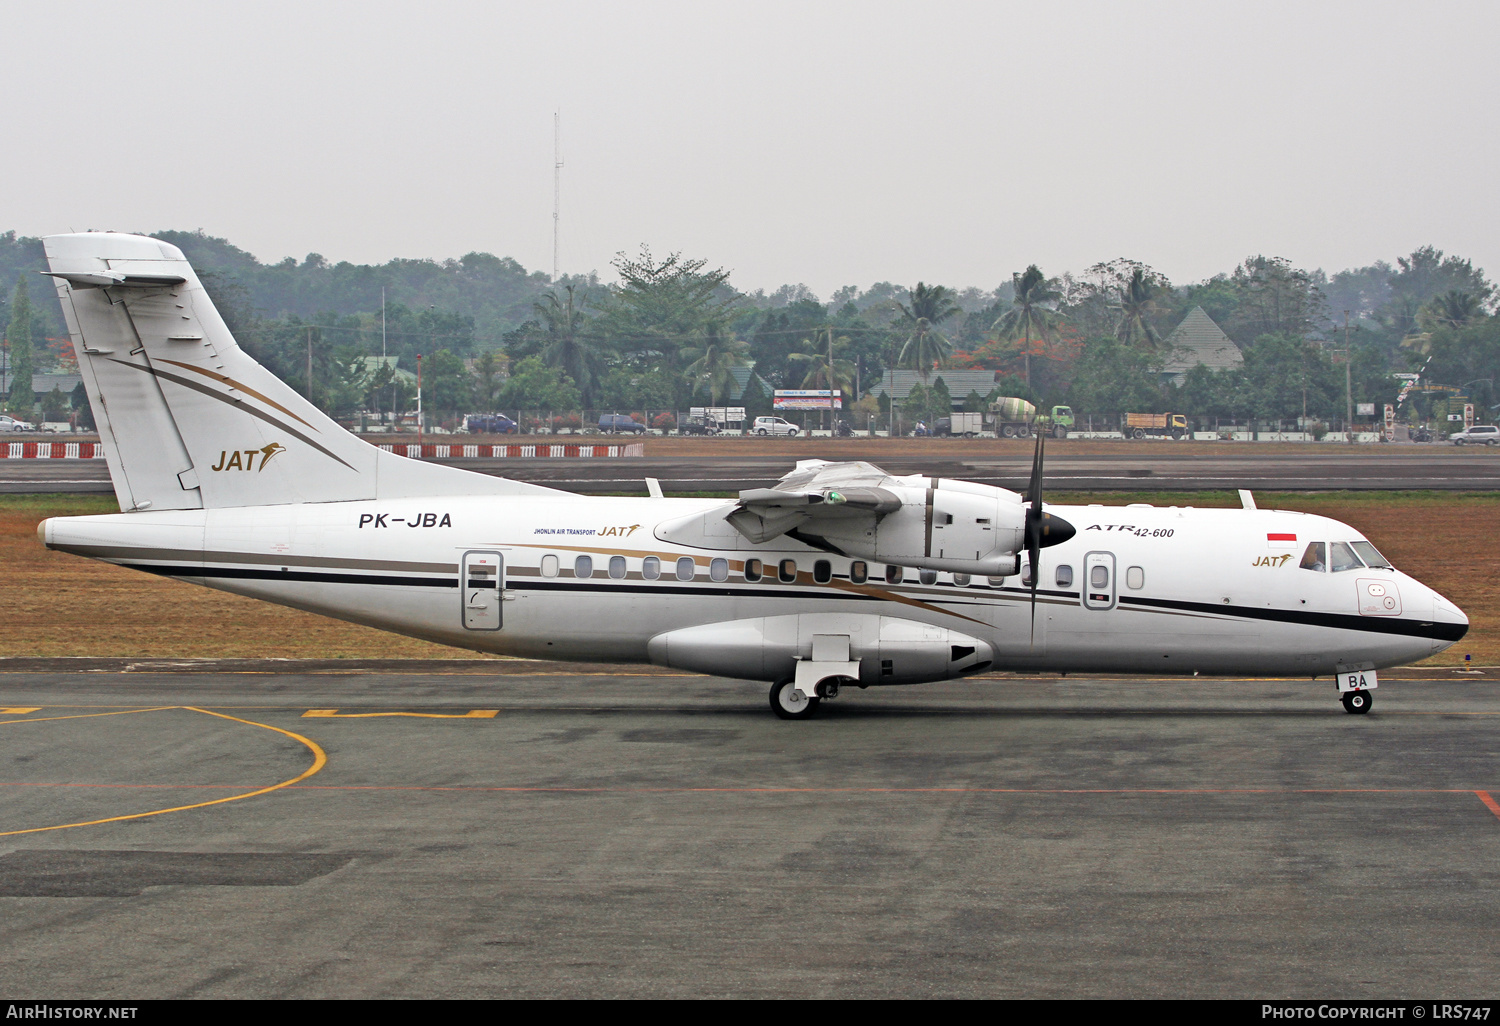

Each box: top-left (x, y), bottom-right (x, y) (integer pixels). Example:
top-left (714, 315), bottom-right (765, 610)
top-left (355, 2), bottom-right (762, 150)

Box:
top-left (727, 460), bottom-right (904, 543)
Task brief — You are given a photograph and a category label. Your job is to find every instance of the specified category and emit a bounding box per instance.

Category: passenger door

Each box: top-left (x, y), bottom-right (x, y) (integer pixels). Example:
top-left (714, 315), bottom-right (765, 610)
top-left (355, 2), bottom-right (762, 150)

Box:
top-left (461, 550), bottom-right (503, 631)
top-left (1082, 551), bottom-right (1116, 611)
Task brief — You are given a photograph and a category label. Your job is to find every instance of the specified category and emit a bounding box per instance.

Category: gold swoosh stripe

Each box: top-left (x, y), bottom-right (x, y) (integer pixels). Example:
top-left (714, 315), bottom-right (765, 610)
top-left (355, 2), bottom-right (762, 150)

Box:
top-left (157, 358), bottom-right (319, 431)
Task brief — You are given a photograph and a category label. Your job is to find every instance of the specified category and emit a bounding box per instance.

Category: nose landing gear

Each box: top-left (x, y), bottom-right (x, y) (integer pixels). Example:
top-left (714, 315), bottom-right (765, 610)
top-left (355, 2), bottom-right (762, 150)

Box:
top-left (1341, 689), bottom-right (1372, 714)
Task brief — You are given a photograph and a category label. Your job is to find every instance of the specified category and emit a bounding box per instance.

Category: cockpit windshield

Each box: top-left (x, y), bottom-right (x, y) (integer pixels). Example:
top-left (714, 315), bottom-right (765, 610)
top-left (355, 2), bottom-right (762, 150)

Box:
top-left (1301, 540), bottom-right (1390, 573)
top-left (1329, 541), bottom-right (1364, 573)
top-left (1350, 540), bottom-right (1392, 569)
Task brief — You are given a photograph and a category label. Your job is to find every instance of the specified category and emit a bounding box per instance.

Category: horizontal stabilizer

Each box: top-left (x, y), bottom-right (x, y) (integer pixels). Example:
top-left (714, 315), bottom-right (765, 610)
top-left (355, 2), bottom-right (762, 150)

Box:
top-left (43, 270), bottom-right (186, 289)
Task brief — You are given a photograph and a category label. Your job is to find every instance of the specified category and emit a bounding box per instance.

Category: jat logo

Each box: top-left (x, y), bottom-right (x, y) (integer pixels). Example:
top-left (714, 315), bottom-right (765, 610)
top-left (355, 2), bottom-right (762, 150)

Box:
top-left (599, 524), bottom-right (641, 537)
top-left (211, 442), bottom-right (286, 472)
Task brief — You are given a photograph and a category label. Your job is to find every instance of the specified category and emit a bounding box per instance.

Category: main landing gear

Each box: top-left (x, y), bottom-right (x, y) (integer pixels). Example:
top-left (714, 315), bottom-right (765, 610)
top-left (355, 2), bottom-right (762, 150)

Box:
top-left (769, 676), bottom-right (845, 719)
top-left (1341, 689), bottom-right (1373, 714)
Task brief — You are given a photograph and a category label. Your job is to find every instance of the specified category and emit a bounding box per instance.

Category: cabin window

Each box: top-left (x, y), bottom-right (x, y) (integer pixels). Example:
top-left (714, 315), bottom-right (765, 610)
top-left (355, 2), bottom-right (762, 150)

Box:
top-left (710, 557), bottom-right (729, 582)
top-left (987, 576), bottom-right (1007, 587)
top-left (608, 555), bottom-right (626, 579)
top-left (918, 569), bottom-right (938, 586)
top-left (574, 555), bottom-right (593, 579)
top-left (676, 557), bottom-right (696, 581)
top-left (1329, 541), bottom-right (1364, 573)
top-left (744, 558), bottom-right (762, 582)
top-left (1126, 566), bottom-right (1144, 590)
top-left (1020, 563), bottom-right (1032, 587)
top-left (953, 573), bottom-right (971, 587)
top-left (1351, 541), bottom-right (1391, 569)
top-left (778, 559), bottom-right (798, 583)
top-left (885, 564), bottom-right (903, 584)
top-left (1299, 542), bottom-right (1326, 572)
top-left (1090, 564), bottom-right (1109, 588)
top-left (541, 554), bottom-right (559, 578)
top-left (642, 556), bottom-right (661, 581)
top-left (850, 561), bottom-right (868, 584)
top-left (1054, 565), bottom-right (1073, 588)
top-left (813, 559), bottom-right (832, 583)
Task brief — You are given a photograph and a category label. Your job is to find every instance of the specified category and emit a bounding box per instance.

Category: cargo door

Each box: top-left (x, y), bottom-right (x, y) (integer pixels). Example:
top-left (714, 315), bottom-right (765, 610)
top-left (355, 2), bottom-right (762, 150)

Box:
top-left (461, 550), bottom-right (503, 630)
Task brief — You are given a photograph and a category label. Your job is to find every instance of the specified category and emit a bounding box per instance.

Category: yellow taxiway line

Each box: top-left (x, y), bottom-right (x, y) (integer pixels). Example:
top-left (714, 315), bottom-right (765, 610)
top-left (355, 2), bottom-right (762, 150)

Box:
top-left (0, 706), bottom-right (326, 837)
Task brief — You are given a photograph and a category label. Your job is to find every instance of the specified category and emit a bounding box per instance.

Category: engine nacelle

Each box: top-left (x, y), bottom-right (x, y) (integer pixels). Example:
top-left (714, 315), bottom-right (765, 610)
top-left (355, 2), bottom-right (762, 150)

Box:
top-left (813, 481), bottom-right (1027, 575)
top-left (647, 612), bottom-right (994, 685)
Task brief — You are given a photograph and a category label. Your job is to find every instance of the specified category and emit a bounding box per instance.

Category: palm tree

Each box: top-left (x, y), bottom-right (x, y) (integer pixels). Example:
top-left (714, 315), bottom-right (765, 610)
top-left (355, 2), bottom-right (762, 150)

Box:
top-left (535, 285), bottom-right (606, 407)
top-left (680, 328), bottom-right (749, 405)
top-left (788, 328), bottom-right (857, 429)
top-left (992, 265), bottom-right (1062, 389)
top-left (1420, 290), bottom-right (1483, 330)
top-left (1115, 267), bottom-right (1163, 348)
top-left (893, 283), bottom-right (961, 383)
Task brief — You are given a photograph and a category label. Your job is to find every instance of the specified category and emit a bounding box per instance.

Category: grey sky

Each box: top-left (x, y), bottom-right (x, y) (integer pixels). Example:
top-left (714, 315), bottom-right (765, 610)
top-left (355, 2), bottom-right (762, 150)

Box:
top-left (5, 0), bottom-right (1497, 296)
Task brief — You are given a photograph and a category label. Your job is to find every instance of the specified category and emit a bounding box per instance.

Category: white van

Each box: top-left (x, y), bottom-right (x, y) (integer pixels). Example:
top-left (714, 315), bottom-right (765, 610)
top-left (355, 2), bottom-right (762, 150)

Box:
top-left (752, 416), bottom-right (800, 437)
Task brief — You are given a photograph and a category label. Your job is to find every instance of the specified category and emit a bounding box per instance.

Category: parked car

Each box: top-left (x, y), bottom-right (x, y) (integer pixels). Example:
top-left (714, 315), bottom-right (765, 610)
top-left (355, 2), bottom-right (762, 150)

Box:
top-left (679, 415), bottom-right (721, 436)
top-left (1451, 424), bottom-right (1499, 446)
top-left (464, 413), bottom-right (518, 434)
top-left (0, 415), bottom-right (34, 432)
top-left (751, 416), bottom-right (800, 437)
top-left (598, 413), bottom-right (647, 434)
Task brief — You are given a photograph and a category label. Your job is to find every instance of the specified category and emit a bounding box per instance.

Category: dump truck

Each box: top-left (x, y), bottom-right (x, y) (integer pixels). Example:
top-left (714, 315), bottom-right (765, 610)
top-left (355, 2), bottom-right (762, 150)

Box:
top-left (1124, 412), bottom-right (1189, 439)
top-left (987, 398), bottom-right (1076, 438)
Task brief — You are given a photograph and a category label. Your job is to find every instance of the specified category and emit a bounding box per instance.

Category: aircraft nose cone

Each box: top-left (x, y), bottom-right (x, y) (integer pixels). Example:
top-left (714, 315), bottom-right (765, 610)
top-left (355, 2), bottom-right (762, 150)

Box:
top-left (1039, 512), bottom-right (1075, 548)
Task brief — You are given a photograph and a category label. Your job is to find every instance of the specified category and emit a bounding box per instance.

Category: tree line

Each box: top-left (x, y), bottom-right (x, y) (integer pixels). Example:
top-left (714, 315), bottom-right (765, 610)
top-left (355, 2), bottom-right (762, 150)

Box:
top-left (2, 228), bottom-right (1496, 427)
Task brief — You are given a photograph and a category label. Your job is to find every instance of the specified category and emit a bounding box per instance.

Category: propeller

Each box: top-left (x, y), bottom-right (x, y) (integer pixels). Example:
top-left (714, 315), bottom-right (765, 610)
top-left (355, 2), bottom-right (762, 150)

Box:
top-left (1023, 426), bottom-right (1075, 646)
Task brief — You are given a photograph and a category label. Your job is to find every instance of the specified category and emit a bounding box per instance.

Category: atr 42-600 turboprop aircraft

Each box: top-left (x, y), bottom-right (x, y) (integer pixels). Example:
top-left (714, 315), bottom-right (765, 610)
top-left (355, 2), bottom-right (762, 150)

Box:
top-left (36, 233), bottom-right (1468, 718)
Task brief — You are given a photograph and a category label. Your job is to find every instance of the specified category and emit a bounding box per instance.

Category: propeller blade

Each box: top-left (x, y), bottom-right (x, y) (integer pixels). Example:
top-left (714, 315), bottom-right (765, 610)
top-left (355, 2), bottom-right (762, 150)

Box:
top-left (1027, 428), bottom-right (1045, 647)
top-left (1021, 427), bottom-right (1076, 649)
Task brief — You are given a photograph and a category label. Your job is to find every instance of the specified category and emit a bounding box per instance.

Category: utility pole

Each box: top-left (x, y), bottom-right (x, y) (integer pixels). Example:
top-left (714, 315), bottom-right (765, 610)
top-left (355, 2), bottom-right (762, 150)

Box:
top-left (828, 326), bottom-right (835, 432)
top-left (306, 326), bottom-right (314, 402)
top-left (1344, 310), bottom-right (1354, 445)
top-left (381, 286), bottom-right (387, 359)
top-left (416, 353), bottom-right (423, 446)
top-left (553, 110), bottom-right (563, 283)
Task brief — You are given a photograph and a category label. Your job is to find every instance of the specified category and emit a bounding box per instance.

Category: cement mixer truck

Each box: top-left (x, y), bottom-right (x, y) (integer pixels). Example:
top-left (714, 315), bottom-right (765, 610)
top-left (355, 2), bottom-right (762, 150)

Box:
top-left (987, 397), bottom-right (1075, 438)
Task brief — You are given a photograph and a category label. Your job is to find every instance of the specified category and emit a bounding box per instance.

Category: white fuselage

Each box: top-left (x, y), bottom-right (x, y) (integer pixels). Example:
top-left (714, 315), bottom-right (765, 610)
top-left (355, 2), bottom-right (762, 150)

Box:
top-left (43, 493), bottom-right (1468, 680)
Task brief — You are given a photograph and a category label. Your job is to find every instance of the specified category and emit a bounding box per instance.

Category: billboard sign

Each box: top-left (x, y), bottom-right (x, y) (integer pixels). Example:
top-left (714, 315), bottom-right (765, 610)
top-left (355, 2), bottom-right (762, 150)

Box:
top-left (1356, 403), bottom-right (1375, 416)
top-left (774, 389), bottom-right (842, 410)
top-left (1383, 404), bottom-right (1395, 442)
top-left (1465, 403), bottom-right (1475, 429)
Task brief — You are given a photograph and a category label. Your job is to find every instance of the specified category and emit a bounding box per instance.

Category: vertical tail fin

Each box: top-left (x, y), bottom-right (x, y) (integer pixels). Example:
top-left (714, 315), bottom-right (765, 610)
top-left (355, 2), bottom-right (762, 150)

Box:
top-left (44, 232), bottom-right (553, 510)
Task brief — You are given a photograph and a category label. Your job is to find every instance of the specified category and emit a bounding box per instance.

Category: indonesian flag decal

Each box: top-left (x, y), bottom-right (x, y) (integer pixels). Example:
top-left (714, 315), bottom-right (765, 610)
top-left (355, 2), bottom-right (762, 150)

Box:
top-left (1266, 532), bottom-right (1298, 550)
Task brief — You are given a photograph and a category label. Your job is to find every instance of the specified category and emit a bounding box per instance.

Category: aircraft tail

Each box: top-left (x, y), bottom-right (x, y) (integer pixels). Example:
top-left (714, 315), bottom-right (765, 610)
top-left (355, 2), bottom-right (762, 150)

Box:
top-left (44, 232), bottom-right (557, 511)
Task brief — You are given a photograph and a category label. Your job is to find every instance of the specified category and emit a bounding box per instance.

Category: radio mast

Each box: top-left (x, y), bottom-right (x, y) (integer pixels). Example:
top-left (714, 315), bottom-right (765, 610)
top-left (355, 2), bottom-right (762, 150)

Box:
top-left (552, 111), bottom-right (563, 282)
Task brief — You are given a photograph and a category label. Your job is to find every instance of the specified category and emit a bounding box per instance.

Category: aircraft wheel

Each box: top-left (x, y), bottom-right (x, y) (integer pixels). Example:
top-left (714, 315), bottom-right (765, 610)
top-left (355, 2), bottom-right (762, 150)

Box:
top-left (1341, 689), bottom-right (1372, 715)
top-left (770, 678), bottom-right (820, 720)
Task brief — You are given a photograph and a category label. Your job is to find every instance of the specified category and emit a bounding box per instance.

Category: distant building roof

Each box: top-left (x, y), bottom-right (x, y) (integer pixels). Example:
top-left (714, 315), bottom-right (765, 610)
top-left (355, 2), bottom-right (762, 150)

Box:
top-left (363, 355), bottom-right (415, 383)
top-left (697, 365), bottom-right (770, 401)
top-left (872, 369), bottom-right (1000, 405)
top-left (1162, 307), bottom-right (1243, 383)
top-left (32, 374), bottom-right (82, 395)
